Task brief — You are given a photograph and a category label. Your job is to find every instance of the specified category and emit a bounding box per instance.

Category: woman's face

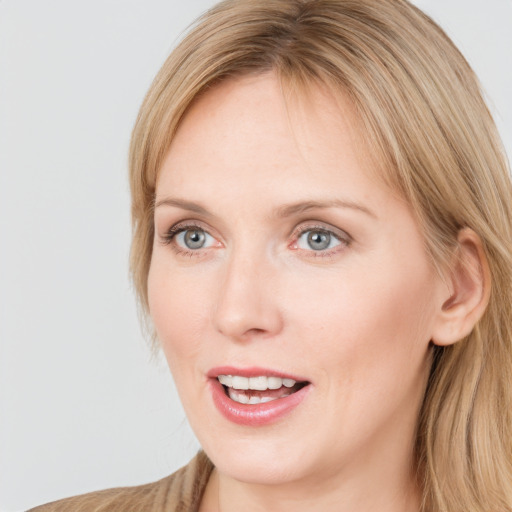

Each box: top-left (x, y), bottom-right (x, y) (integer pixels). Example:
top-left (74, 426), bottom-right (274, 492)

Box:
top-left (148, 73), bottom-right (446, 487)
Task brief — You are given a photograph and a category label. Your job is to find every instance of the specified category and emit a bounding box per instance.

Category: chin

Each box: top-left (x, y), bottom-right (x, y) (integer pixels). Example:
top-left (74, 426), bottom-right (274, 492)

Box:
top-left (199, 432), bottom-right (317, 485)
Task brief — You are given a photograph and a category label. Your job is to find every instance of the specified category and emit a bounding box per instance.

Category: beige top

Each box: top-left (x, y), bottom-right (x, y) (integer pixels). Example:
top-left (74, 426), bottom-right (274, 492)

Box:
top-left (29, 451), bottom-right (214, 512)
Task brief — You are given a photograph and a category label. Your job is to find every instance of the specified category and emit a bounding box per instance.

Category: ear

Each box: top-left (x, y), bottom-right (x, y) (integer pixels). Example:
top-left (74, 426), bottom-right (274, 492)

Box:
top-left (431, 228), bottom-right (491, 346)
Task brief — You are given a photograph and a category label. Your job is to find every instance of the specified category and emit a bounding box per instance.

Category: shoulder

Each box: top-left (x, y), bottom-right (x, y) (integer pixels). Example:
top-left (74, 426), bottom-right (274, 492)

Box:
top-left (28, 451), bottom-right (214, 512)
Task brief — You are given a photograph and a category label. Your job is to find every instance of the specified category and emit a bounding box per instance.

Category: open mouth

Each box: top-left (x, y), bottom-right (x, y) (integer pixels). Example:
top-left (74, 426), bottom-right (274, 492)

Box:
top-left (218, 374), bottom-right (309, 405)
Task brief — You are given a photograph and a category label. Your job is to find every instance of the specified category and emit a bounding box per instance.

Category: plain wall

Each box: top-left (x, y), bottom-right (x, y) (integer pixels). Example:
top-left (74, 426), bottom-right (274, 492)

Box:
top-left (0, 1), bottom-right (510, 510)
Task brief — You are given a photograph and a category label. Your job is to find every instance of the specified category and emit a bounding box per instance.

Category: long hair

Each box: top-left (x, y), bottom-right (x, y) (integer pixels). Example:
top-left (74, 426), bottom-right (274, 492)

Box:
top-left (128, 1), bottom-right (512, 510)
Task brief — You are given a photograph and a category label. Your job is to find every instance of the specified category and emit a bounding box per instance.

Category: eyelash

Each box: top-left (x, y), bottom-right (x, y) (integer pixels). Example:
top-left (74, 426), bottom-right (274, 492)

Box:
top-left (290, 224), bottom-right (351, 258)
top-left (160, 221), bottom-right (351, 258)
top-left (161, 222), bottom-right (215, 258)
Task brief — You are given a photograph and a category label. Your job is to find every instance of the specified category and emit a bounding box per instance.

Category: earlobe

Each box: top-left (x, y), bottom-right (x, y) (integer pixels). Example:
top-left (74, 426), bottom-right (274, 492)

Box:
top-left (431, 228), bottom-right (491, 346)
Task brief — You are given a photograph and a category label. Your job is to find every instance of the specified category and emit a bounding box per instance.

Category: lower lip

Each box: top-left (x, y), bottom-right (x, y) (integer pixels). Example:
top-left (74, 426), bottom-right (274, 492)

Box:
top-left (209, 378), bottom-right (311, 426)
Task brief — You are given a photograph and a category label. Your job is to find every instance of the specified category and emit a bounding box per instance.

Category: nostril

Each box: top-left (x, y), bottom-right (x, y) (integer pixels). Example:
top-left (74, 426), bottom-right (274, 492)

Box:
top-left (213, 305), bottom-right (283, 341)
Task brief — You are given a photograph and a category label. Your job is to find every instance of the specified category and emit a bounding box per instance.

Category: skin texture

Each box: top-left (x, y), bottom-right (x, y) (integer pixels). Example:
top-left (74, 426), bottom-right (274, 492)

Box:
top-left (148, 73), bottom-right (452, 512)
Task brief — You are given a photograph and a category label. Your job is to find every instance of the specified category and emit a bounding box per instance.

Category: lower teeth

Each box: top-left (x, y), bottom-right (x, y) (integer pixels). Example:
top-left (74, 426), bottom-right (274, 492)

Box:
top-left (227, 388), bottom-right (291, 405)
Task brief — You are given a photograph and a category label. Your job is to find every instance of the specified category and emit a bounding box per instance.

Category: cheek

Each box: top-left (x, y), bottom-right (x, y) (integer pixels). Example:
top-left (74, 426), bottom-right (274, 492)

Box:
top-left (283, 255), bottom-right (437, 378)
top-left (147, 260), bottom-right (214, 414)
top-left (287, 260), bottom-right (436, 441)
top-left (147, 257), bottom-right (209, 360)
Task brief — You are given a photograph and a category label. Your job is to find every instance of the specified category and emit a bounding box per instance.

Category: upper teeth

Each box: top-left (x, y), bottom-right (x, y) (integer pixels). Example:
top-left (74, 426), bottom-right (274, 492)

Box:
top-left (218, 375), bottom-right (296, 390)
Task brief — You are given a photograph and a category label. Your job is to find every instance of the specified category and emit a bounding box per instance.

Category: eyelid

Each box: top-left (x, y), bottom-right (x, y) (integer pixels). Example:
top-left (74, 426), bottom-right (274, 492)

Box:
top-left (291, 221), bottom-right (351, 241)
top-left (160, 220), bottom-right (203, 242)
top-left (289, 222), bottom-right (352, 253)
top-left (159, 220), bottom-right (222, 250)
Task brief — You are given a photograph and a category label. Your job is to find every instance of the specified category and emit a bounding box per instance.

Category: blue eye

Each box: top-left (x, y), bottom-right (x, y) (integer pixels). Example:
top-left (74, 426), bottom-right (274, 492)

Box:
top-left (175, 228), bottom-right (215, 250)
top-left (296, 229), bottom-right (343, 251)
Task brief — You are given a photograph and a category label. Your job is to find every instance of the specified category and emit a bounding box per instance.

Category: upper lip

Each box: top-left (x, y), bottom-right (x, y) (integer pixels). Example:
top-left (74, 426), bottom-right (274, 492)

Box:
top-left (207, 366), bottom-right (310, 383)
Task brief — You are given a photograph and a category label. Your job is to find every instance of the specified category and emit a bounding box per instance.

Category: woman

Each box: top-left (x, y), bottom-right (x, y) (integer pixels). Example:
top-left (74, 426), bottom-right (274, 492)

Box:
top-left (31, 0), bottom-right (512, 510)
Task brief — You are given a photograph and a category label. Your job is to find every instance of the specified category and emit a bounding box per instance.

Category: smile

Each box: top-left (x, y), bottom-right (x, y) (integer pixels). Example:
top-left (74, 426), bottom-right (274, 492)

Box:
top-left (209, 368), bottom-right (311, 426)
top-left (218, 375), bottom-right (307, 405)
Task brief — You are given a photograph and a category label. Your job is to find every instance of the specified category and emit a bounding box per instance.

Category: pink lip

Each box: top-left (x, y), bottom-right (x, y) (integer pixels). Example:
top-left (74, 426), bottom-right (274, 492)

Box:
top-left (208, 366), bottom-right (311, 427)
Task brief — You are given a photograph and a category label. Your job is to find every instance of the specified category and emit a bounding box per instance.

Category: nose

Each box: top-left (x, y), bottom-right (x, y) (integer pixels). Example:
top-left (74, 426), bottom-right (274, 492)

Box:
top-left (212, 249), bottom-right (284, 341)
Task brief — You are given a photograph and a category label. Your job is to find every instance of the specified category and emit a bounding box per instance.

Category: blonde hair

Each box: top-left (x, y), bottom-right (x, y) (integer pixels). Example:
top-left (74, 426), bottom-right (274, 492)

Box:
top-left (129, 1), bottom-right (512, 510)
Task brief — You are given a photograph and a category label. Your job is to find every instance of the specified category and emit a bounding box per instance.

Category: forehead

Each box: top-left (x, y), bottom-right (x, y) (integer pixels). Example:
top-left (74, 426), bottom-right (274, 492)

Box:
top-left (158, 72), bottom-right (386, 200)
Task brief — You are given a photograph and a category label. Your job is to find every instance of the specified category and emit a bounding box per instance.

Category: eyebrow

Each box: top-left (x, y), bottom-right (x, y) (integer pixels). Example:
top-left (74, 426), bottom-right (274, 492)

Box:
top-left (154, 197), bottom-right (212, 216)
top-left (154, 197), bottom-right (376, 219)
top-left (275, 199), bottom-right (377, 219)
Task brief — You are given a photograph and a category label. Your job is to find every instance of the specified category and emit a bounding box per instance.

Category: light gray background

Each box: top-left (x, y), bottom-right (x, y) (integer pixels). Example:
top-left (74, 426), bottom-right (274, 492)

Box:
top-left (0, 1), bottom-right (510, 511)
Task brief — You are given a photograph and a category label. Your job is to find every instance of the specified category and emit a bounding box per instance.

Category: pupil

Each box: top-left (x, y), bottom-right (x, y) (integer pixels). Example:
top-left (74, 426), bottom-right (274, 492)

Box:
top-left (308, 231), bottom-right (330, 250)
top-left (185, 230), bottom-right (205, 249)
